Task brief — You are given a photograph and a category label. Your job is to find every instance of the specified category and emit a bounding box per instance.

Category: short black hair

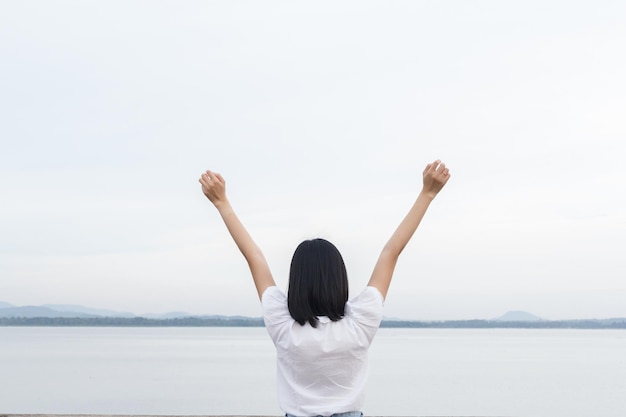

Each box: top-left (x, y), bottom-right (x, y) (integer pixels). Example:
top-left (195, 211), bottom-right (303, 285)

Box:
top-left (287, 238), bottom-right (349, 328)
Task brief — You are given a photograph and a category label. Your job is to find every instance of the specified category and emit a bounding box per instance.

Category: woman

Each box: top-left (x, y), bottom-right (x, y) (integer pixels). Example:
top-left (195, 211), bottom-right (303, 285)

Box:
top-left (199, 160), bottom-right (450, 417)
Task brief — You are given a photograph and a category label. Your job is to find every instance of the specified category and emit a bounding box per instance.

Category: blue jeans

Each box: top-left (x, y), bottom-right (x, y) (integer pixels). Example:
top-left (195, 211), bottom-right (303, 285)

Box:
top-left (287, 412), bottom-right (363, 417)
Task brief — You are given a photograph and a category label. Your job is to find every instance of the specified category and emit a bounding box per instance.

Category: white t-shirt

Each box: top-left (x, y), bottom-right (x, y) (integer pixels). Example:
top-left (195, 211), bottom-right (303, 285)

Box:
top-left (262, 285), bottom-right (384, 417)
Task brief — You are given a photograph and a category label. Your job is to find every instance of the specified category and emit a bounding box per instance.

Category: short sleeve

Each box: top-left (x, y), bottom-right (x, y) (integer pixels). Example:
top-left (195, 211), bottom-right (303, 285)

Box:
top-left (346, 286), bottom-right (384, 340)
top-left (261, 286), bottom-right (292, 342)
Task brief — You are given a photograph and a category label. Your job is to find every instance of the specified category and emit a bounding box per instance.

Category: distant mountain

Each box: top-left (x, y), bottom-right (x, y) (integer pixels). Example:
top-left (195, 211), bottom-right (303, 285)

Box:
top-left (493, 310), bottom-right (544, 322)
top-left (0, 302), bottom-right (194, 319)
top-left (43, 304), bottom-right (136, 318)
top-left (141, 311), bottom-right (192, 319)
top-left (0, 306), bottom-right (97, 318)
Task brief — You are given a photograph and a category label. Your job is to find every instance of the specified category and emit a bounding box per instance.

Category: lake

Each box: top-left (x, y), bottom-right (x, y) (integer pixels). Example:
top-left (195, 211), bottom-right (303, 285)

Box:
top-left (1, 327), bottom-right (624, 416)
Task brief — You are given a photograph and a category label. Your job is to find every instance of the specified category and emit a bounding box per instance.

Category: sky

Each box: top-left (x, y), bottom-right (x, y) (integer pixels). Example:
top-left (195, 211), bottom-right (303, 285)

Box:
top-left (1, 1), bottom-right (625, 320)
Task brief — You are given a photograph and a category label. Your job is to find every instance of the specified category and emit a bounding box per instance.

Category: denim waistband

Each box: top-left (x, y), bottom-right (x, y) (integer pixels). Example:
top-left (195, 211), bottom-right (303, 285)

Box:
top-left (286, 412), bottom-right (363, 417)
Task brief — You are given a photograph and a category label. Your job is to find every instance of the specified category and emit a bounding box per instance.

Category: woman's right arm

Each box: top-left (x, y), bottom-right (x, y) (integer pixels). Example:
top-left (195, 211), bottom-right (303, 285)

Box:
top-left (367, 160), bottom-right (450, 299)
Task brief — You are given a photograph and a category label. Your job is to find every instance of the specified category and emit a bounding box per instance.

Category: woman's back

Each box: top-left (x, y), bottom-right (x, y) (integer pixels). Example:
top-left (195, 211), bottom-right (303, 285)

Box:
top-left (263, 285), bottom-right (384, 416)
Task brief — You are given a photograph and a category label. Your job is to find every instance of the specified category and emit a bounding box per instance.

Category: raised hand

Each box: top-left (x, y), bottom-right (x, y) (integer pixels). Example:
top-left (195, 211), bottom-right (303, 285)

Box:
top-left (421, 160), bottom-right (450, 199)
top-left (199, 170), bottom-right (227, 207)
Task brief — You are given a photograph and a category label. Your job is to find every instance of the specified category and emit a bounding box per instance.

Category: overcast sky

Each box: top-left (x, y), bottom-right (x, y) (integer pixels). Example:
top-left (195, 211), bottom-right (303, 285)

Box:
top-left (1, 1), bottom-right (625, 320)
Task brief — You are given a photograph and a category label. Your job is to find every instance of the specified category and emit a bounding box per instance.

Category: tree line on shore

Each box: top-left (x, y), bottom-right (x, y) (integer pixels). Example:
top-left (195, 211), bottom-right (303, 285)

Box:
top-left (1, 316), bottom-right (625, 328)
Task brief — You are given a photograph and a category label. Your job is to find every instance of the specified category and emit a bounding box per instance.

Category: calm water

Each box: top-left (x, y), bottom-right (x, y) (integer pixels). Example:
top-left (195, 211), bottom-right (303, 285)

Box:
top-left (1, 327), bottom-right (625, 416)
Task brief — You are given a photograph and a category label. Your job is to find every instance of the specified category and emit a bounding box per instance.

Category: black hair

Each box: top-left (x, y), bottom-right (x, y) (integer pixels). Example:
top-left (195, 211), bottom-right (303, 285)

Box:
top-left (287, 238), bottom-right (349, 328)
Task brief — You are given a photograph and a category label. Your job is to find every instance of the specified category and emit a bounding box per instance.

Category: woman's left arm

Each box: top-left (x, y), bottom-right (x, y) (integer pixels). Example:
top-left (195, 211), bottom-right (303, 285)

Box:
top-left (199, 170), bottom-right (276, 299)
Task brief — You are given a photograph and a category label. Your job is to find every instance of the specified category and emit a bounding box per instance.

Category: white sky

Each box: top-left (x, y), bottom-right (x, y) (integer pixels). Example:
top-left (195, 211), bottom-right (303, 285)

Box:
top-left (1, 1), bottom-right (625, 320)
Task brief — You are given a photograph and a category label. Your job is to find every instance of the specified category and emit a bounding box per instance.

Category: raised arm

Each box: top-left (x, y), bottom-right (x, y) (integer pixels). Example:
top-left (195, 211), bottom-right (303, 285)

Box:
top-left (367, 160), bottom-right (450, 299)
top-left (199, 170), bottom-right (276, 299)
